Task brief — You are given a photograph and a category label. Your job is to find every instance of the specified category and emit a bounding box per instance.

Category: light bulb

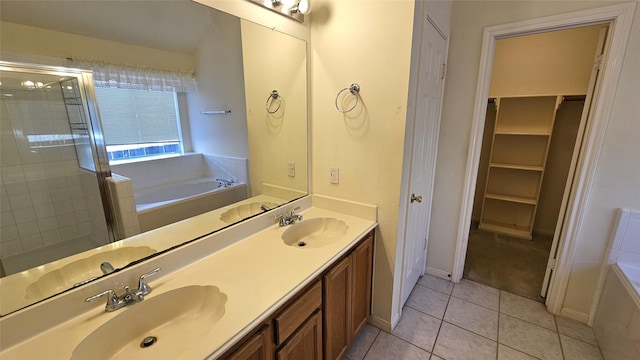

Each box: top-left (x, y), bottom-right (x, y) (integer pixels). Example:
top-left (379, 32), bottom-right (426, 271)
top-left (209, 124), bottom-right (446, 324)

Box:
top-left (297, 0), bottom-right (312, 14)
top-left (281, 0), bottom-right (297, 8)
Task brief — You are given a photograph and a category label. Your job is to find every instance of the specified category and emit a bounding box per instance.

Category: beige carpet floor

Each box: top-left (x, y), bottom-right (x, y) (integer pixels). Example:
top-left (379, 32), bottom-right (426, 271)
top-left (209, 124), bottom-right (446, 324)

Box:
top-left (463, 224), bottom-right (553, 302)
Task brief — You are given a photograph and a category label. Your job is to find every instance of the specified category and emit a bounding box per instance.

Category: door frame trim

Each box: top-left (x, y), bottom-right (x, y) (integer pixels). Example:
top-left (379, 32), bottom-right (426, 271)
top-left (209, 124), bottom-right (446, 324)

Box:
top-left (451, 3), bottom-right (636, 320)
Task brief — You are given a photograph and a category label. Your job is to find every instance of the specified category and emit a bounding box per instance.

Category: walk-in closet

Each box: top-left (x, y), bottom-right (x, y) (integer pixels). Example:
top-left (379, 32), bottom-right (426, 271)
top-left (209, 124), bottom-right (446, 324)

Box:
top-left (464, 24), bottom-right (608, 301)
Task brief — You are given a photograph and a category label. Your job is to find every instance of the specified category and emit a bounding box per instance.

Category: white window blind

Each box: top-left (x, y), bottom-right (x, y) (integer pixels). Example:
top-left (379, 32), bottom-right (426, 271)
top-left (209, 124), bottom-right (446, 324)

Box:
top-left (96, 87), bottom-right (180, 146)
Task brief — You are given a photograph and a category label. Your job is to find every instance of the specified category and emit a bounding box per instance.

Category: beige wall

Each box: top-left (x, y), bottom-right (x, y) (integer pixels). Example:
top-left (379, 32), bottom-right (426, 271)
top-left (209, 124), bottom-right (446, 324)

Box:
top-left (310, 0), bottom-right (415, 326)
top-left (0, 22), bottom-right (194, 71)
top-left (489, 25), bottom-right (605, 97)
top-left (535, 101), bottom-right (583, 235)
top-left (241, 20), bottom-right (308, 195)
top-left (430, 0), bottom-right (640, 319)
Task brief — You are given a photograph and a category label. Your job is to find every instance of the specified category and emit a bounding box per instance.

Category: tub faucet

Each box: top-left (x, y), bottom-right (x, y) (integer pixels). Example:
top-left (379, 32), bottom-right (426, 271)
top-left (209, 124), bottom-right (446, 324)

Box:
top-left (216, 178), bottom-right (234, 187)
top-left (277, 206), bottom-right (303, 226)
top-left (85, 267), bottom-right (160, 312)
top-left (100, 261), bottom-right (115, 275)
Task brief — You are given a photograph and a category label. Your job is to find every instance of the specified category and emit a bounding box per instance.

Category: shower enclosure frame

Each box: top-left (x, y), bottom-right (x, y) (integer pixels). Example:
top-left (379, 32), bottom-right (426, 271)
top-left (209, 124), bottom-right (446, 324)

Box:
top-left (0, 60), bottom-right (116, 244)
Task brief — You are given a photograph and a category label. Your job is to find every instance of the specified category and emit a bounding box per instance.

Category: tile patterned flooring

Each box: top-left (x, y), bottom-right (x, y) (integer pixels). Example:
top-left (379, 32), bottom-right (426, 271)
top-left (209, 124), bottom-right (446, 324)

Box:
top-left (344, 275), bottom-right (603, 360)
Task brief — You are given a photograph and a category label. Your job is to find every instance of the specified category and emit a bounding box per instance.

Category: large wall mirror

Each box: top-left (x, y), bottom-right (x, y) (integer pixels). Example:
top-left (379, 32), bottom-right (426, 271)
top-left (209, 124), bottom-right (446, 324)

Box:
top-left (0, 0), bottom-right (308, 315)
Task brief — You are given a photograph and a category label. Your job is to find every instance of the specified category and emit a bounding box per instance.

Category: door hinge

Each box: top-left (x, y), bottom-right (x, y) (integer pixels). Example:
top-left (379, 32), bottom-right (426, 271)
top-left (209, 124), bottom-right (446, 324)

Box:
top-left (547, 258), bottom-right (556, 270)
top-left (440, 63), bottom-right (447, 80)
top-left (423, 237), bottom-right (427, 250)
top-left (594, 54), bottom-right (604, 71)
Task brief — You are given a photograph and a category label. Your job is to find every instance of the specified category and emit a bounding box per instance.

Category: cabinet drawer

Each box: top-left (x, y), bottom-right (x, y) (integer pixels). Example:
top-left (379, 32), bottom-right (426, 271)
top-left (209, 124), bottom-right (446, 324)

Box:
top-left (274, 280), bottom-right (322, 345)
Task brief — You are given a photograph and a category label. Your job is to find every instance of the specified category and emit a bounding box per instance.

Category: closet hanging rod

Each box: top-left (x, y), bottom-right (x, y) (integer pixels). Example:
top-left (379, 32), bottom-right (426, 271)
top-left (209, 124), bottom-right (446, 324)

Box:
top-left (201, 110), bottom-right (231, 115)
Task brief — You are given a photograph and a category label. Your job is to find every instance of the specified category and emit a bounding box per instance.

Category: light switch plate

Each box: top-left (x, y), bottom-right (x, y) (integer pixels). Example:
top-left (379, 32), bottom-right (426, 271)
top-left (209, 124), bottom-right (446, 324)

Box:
top-left (288, 162), bottom-right (295, 177)
top-left (330, 167), bottom-right (339, 184)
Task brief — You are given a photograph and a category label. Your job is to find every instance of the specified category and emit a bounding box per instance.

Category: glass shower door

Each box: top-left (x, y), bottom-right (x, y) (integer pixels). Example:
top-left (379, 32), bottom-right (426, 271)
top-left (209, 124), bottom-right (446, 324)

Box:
top-left (0, 63), bottom-right (114, 276)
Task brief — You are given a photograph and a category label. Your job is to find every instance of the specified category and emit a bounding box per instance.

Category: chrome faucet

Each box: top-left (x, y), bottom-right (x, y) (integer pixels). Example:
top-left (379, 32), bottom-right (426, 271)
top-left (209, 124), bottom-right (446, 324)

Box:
top-left (85, 267), bottom-right (160, 312)
top-left (277, 206), bottom-right (303, 226)
top-left (215, 178), bottom-right (234, 187)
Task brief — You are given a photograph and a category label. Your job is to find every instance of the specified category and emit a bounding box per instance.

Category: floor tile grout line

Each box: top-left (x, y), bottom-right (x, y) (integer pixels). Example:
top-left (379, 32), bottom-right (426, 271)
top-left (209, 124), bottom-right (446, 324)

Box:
top-left (442, 320), bottom-right (499, 345)
top-left (553, 314), bottom-right (566, 360)
top-left (359, 328), bottom-right (381, 360)
top-left (404, 303), bottom-right (445, 322)
top-left (440, 292), bottom-right (500, 342)
top-left (427, 284), bottom-right (455, 358)
top-left (499, 343), bottom-right (545, 360)
top-left (499, 310), bottom-right (559, 334)
top-left (496, 289), bottom-right (501, 360)
top-left (553, 315), bottom-right (602, 348)
top-left (449, 290), bottom-right (501, 314)
top-left (414, 282), bottom-right (451, 297)
top-left (449, 284), bottom-right (500, 312)
top-left (385, 330), bottom-right (434, 356)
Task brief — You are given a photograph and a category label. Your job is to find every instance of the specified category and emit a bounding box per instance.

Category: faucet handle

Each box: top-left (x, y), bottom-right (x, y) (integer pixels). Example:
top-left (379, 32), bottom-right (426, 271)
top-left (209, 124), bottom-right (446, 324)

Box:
top-left (290, 206), bottom-right (301, 216)
top-left (85, 289), bottom-right (124, 312)
top-left (137, 267), bottom-right (160, 296)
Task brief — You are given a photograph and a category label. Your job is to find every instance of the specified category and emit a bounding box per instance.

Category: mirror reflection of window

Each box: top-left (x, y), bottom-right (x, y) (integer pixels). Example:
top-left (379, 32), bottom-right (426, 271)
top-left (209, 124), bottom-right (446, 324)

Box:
top-left (95, 87), bottom-right (183, 164)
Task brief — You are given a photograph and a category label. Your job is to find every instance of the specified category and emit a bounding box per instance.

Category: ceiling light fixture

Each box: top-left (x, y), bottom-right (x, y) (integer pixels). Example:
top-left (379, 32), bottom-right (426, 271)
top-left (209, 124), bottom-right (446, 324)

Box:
top-left (291, 0), bottom-right (312, 15)
top-left (249, 0), bottom-right (310, 22)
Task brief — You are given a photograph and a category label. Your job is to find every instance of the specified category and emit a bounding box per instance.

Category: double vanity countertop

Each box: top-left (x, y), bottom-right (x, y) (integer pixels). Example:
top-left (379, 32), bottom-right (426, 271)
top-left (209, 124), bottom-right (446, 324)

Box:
top-left (0, 195), bottom-right (377, 359)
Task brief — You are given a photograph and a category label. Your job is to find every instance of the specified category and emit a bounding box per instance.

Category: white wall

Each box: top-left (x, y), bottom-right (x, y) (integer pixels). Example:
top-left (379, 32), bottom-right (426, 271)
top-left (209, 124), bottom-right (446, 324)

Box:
top-left (310, 0), bottom-right (415, 328)
top-left (429, 0), bottom-right (640, 320)
top-left (241, 20), bottom-right (308, 196)
top-left (186, 13), bottom-right (250, 159)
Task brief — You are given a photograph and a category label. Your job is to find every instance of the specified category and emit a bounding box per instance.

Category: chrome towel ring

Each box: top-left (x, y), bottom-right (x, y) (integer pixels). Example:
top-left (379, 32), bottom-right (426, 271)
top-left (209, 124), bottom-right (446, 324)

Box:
top-left (335, 83), bottom-right (360, 113)
top-left (265, 90), bottom-right (282, 114)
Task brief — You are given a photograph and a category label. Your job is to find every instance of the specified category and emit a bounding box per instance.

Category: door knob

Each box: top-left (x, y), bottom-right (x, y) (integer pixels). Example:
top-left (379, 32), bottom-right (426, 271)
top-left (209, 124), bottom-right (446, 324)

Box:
top-left (411, 193), bottom-right (422, 203)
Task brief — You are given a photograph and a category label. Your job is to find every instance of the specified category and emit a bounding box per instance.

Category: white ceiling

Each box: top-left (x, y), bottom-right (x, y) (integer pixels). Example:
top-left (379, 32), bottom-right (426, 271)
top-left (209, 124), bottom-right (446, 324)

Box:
top-left (0, 0), bottom-right (223, 55)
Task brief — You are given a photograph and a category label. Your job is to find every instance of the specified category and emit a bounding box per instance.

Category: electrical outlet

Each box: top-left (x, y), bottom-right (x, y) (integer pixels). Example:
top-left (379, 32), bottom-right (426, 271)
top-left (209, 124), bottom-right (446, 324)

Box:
top-left (288, 162), bottom-right (295, 177)
top-left (330, 167), bottom-right (339, 184)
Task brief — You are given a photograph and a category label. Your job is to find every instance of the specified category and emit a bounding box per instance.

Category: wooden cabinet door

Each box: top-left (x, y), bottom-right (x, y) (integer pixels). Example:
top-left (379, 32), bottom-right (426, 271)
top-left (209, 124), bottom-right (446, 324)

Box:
top-left (223, 325), bottom-right (273, 360)
top-left (276, 311), bottom-right (323, 360)
top-left (323, 256), bottom-right (352, 360)
top-left (350, 234), bottom-right (373, 340)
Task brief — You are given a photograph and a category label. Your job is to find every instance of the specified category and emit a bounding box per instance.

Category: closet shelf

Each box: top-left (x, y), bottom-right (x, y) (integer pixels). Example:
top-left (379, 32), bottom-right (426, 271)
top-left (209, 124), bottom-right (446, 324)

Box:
top-left (489, 163), bottom-right (544, 172)
top-left (479, 95), bottom-right (562, 240)
top-left (494, 131), bottom-right (551, 136)
top-left (485, 193), bottom-right (537, 205)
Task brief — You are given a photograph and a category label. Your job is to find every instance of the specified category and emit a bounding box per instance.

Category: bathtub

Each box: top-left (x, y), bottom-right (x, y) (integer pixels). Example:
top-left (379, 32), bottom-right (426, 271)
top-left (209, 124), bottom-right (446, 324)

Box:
top-left (136, 178), bottom-right (248, 232)
top-left (593, 263), bottom-right (640, 360)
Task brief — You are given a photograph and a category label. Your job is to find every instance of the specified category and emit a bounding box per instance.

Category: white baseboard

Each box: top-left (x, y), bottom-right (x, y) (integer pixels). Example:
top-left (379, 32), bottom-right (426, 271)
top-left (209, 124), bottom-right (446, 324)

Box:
top-left (368, 313), bottom-right (393, 333)
top-left (559, 307), bottom-right (589, 324)
top-left (426, 267), bottom-right (453, 281)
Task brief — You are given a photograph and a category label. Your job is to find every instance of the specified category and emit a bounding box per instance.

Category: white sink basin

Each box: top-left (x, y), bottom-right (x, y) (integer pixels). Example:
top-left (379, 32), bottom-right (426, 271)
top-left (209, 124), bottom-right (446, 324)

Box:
top-left (220, 201), bottom-right (278, 223)
top-left (282, 218), bottom-right (348, 248)
top-left (25, 246), bottom-right (156, 300)
top-left (71, 285), bottom-right (227, 360)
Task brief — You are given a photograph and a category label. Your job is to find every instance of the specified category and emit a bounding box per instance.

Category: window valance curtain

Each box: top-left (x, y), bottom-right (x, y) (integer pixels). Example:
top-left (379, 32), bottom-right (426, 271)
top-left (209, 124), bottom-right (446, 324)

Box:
top-left (70, 59), bottom-right (195, 92)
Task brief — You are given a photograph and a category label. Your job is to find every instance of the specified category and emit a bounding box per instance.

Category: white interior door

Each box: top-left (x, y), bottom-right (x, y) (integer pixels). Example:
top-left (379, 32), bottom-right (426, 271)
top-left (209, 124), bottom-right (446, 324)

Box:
top-left (541, 26), bottom-right (608, 298)
top-left (400, 19), bottom-right (447, 306)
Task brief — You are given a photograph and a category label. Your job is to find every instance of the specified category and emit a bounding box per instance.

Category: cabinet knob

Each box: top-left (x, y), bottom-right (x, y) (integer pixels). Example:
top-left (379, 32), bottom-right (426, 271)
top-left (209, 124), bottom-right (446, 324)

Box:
top-left (410, 193), bottom-right (422, 203)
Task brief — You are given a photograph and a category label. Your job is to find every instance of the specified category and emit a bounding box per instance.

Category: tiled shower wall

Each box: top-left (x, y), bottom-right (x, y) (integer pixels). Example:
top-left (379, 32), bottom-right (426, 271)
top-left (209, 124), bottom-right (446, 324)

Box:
top-left (0, 87), bottom-right (110, 273)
